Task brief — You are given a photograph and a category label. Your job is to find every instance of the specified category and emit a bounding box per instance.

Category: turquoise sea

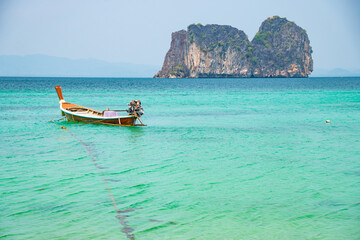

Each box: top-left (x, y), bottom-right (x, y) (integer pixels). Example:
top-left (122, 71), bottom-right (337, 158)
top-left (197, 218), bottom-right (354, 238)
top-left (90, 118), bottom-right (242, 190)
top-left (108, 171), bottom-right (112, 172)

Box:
top-left (1, 77), bottom-right (359, 239)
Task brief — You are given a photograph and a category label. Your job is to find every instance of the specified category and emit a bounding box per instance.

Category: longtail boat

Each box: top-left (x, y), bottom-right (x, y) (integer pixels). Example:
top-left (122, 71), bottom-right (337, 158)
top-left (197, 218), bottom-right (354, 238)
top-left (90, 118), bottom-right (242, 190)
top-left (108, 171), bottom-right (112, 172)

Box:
top-left (55, 86), bottom-right (145, 126)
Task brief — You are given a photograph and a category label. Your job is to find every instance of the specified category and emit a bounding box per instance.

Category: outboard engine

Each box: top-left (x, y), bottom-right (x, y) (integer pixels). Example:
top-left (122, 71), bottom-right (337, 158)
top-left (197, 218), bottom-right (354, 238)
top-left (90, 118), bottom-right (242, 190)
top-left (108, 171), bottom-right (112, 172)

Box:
top-left (128, 100), bottom-right (144, 117)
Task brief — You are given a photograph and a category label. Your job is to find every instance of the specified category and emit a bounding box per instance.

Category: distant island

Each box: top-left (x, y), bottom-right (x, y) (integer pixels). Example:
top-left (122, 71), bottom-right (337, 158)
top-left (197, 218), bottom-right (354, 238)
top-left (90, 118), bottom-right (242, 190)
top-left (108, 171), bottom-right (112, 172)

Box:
top-left (154, 16), bottom-right (313, 78)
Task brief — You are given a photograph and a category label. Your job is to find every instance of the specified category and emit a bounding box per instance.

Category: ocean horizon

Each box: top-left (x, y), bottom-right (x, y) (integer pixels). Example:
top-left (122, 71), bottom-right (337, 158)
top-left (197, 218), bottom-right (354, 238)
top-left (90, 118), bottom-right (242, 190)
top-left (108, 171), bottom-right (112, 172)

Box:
top-left (1, 77), bottom-right (359, 239)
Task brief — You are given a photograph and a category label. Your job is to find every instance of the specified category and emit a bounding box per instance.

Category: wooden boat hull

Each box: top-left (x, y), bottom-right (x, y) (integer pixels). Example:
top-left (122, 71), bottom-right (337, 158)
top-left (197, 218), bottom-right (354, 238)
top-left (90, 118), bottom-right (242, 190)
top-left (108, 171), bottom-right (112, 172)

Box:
top-left (60, 104), bottom-right (138, 126)
top-left (62, 111), bottom-right (137, 125)
top-left (56, 86), bottom-right (140, 126)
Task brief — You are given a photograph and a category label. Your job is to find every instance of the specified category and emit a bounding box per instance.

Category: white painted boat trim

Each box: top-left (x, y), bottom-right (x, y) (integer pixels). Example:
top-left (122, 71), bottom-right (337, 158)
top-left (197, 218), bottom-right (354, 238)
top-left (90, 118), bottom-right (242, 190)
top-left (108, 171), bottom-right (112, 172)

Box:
top-left (60, 106), bottom-right (136, 120)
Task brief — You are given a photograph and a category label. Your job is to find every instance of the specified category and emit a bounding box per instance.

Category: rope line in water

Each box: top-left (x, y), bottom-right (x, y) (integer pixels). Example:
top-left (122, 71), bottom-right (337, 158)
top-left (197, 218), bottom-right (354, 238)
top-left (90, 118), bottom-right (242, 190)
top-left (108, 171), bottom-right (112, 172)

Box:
top-left (62, 127), bottom-right (137, 240)
top-left (50, 119), bottom-right (137, 239)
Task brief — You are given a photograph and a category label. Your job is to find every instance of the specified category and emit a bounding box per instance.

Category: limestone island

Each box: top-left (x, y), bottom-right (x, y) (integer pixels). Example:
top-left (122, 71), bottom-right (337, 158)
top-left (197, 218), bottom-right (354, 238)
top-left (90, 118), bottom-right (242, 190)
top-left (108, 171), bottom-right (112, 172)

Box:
top-left (154, 16), bottom-right (313, 78)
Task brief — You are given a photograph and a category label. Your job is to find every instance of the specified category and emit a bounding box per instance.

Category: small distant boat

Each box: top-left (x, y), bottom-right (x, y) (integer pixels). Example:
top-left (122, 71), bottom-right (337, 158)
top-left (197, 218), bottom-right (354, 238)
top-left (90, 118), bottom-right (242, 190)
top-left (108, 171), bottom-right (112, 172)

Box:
top-left (55, 86), bottom-right (145, 126)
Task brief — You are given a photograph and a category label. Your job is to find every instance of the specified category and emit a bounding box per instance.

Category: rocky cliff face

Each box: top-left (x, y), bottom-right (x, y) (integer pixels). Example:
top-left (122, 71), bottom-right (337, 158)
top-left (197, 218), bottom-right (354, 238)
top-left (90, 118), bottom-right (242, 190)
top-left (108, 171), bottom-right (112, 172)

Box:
top-left (251, 16), bottom-right (313, 77)
top-left (154, 16), bottom-right (313, 78)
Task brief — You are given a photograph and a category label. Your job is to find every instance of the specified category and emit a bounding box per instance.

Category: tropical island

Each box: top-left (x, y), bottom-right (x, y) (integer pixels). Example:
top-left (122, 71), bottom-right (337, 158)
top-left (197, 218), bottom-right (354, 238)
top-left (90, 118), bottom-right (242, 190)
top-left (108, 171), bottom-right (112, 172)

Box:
top-left (154, 16), bottom-right (313, 78)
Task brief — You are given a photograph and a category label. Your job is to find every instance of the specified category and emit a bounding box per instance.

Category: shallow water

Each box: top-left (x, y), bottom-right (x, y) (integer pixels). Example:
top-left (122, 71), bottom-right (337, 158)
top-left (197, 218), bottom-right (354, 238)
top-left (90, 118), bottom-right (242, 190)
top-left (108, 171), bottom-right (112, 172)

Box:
top-left (1, 77), bottom-right (359, 239)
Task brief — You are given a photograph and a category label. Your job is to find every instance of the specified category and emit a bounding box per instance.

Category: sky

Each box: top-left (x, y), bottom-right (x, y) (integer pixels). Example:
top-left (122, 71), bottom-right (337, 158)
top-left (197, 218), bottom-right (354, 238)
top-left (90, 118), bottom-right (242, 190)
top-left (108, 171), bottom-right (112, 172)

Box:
top-left (0, 0), bottom-right (359, 70)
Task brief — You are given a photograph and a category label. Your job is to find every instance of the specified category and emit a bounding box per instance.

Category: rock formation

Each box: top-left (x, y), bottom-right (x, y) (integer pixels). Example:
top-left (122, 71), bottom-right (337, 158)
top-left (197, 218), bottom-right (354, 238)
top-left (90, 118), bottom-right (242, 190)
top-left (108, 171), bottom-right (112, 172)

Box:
top-left (154, 16), bottom-right (313, 78)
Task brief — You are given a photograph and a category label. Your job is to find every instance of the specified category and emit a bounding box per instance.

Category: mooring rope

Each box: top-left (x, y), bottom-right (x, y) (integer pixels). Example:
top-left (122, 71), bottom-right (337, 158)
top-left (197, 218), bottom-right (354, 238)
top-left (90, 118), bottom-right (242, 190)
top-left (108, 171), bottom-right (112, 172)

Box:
top-left (50, 118), bottom-right (137, 239)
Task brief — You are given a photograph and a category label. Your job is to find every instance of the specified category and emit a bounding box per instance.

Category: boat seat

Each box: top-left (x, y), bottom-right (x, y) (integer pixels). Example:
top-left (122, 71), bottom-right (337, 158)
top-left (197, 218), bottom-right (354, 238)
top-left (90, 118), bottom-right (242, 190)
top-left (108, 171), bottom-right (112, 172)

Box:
top-left (103, 111), bottom-right (118, 117)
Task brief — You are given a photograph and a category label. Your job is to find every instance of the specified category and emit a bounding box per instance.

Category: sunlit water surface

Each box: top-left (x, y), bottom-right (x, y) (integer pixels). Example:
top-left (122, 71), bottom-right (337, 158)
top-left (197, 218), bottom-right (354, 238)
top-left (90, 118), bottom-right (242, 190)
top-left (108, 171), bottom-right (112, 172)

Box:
top-left (1, 77), bottom-right (359, 239)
